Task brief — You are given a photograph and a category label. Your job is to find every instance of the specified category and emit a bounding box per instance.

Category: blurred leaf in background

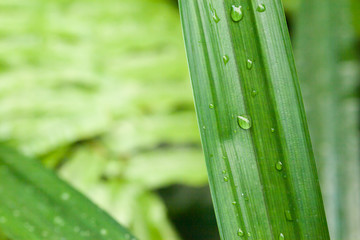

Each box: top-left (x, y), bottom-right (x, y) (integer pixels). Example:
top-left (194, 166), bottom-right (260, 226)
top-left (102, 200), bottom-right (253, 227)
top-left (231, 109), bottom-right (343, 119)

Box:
top-left (294, 0), bottom-right (360, 239)
top-left (0, 0), bottom-right (208, 239)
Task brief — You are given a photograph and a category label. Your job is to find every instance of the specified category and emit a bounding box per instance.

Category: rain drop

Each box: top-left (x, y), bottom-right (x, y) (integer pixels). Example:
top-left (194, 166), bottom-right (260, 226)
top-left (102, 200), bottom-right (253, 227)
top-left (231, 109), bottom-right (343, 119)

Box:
top-left (285, 210), bottom-right (293, 221)
top-left (271, 128), bottom-right (275, 133)
top-left (275, 161), bottom-right (283, 171)
top-left (246, 59), bottom-right (253, 69)
top-left (251, 90), bottom-right (258, 97)
top-left (237, 228), bottom-right (244, 237)
top-left (222, 170), bottom-right (227, 174)
top-left (210, 4), bottom-right (220, 23)
top-left (232, 201), bottom-right (237, 205)
top-left (223, 55), bottom-right (229, 64)
top-left (242, 192), bottom-right (249, 201)
top-left (231, 5), bottom-right (244, 22)
top-left (209, 103), bottom-right (215, 109)
top-left (279, 233), bottom-right (285, 240)
top-left (237, 115), bottom-right (252, 130)
top-left (224, 176), bottom-right (229, 182)
top-left (257, 4), bottom-right (266, 12)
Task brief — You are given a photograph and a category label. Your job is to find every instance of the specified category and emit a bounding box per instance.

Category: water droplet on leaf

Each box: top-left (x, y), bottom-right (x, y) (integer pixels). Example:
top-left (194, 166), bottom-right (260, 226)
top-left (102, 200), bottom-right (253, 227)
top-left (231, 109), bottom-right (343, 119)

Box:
top-left (223, 55), bottom-right (229, 64)
top-left (224, 176), bottom-right (229, 182)
top-left (242, 192), bottom-right (249, 201)
top-left (231, 5), bottom-right (244, 22)
top-left (285, 210), bottom-right (293, 221)
top-left (210, 4), bottom-right (220, 23)
top-left (279, 233), bottom-right (285, 240)
top-left (275, 161), bottom-right (283, 171)
top-left (257, 4), bottom-right (266, 12)
top-left (237, 115), bottom-right (252, 130)
top-left (246, 59), bottom-right (253, 69)
top-left (237, 228), bottom-right (244, 236)
top-left (209, 103), bottom-right (215, 109)
top-left (251, 90), bottom-right (258, 97)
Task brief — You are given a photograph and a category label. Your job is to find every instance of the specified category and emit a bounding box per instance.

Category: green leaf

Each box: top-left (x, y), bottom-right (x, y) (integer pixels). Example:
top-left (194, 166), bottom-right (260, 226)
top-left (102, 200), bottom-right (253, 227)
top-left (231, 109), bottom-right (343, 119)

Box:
top-left (178, 0), bottom-right (329, 239)
top-left (294, 0), bottom-right (360, 239)
top-left (0, 145), bottom-right (136, 240)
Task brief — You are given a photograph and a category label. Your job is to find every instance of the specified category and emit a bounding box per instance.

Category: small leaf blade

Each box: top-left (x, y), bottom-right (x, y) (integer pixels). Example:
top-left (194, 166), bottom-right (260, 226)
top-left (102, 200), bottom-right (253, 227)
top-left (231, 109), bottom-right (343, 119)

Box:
top-left (0, 145), bottom-right (136, 240)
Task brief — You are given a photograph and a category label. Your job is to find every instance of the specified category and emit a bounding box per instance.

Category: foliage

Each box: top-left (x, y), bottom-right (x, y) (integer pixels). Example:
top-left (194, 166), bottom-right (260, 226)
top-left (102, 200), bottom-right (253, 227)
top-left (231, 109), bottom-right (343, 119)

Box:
top-left (0, 146), bottom-right (136, 240)
top-left (294, 0), bottom-right (360, 239)
top-left (0, 0), bottom-right (207, 239)
top-left (178, 0), bottom-right (329, 239)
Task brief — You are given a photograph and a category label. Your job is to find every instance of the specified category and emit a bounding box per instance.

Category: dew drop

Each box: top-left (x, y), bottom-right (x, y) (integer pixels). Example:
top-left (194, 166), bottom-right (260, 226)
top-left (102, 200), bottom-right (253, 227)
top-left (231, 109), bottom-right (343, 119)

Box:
top-left (275, 161), bottom-right (283, 171)
top-left (251, 90), bottom-right (258, 97)
top-left (232, 201), bottom-right (237, 205)
top-left (247, 232), bottom-right (251, 237)
top-left (210, 4), bottom-right (220, 23)
top-left (271, 127), bottom-right (275, 133)
top-left (242, 192), bottom-right (249, 201)
top-left (237, 115), bottom-right (252, 130)
top-left (257, 4), bottom-right (266, 12)
top-left (231, 5), bottom-right (244, 22)
top-left (224, 176), bottom-right (229, 182)
top-left (203, 126), bottom-right (206, 130)
top-left (100, 228), bottom-right (108, 236)
top-left (209, 103), bottom-right (215, 109)
top-left (285, 210), bottom-right (293, 221)
top-left (237, 228), bottom-right (244, 237)
top-left (222, 170), bottom-right (227, 174)
top-left (246, 59), bottom-right (253, 69)
top-left (223, 55), bottom-right (229, 64)
top-left (279, 233), bottom-right (285, 240)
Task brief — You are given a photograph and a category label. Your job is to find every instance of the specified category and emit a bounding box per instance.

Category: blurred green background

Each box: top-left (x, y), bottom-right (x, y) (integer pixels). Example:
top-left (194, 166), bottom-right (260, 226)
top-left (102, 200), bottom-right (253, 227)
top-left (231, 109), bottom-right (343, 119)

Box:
top-left (0, 0), bottom-right (358, 239)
